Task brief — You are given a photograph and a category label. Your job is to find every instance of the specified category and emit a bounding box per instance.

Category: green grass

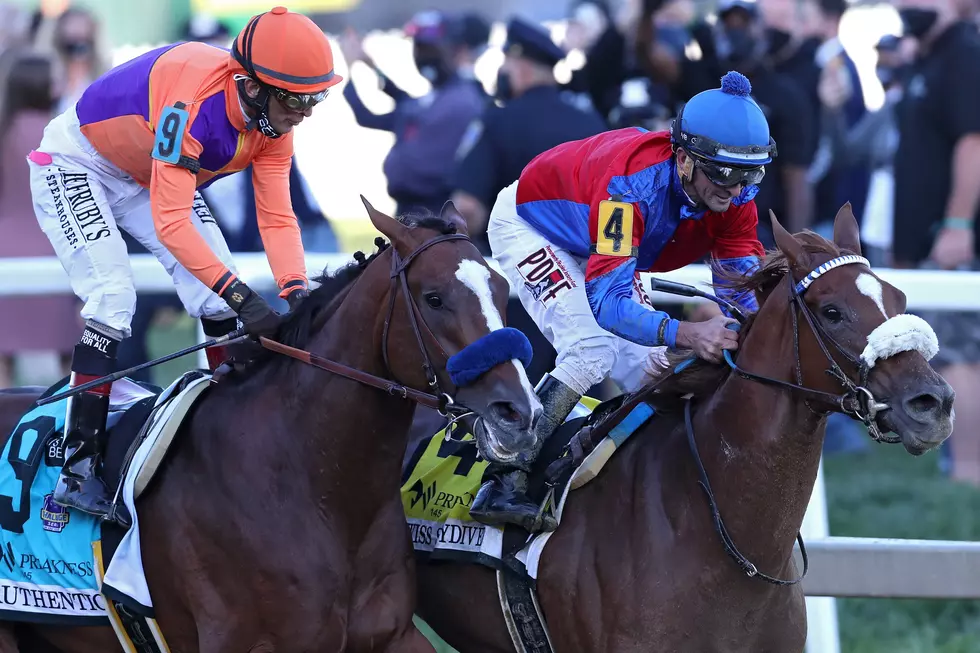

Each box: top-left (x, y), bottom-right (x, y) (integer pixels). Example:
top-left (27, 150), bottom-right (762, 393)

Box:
top-left (825, 446), bottom-right (980, 653)
top-left (144, 319), bottom-right (980, 652)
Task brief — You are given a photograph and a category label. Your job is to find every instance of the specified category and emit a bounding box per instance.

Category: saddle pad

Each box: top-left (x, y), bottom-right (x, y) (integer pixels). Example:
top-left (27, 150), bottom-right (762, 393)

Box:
top-left (0, 379), bottom-right (156, 624)
top-left (401, 398), bottom-right (602, 567)
top-left (403, 395), bottom-right (659, 587)
top-left (102, 373), bottom-right (212, 616)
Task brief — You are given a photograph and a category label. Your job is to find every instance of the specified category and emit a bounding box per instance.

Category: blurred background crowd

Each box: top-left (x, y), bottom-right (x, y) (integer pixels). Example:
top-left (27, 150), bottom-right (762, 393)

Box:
top-left (0, 0), bottom-right (978, 647)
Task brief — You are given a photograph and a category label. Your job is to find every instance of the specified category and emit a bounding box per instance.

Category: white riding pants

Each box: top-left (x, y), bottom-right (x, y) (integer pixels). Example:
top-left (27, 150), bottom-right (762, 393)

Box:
top-left (28, 105), bottom-right (238, 338)
top-left (488, 181), bottom-right (666, 395)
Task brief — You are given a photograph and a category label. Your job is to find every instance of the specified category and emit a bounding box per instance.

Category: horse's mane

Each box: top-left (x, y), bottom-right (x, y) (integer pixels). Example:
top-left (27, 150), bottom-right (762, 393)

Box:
top-left (648, 232), bottom-right (842, 407)
top-left (226, 210), bottom-right (458, 379)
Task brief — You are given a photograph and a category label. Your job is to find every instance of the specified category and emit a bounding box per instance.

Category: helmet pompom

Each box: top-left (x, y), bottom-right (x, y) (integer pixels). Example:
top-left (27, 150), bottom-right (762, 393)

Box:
top-left (720, 71), bottom-right (752, 97)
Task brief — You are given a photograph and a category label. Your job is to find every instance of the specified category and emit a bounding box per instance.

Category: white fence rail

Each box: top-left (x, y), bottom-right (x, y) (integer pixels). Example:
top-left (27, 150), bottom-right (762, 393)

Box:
top-left (797, 537), bottom-right (980, 599)
top-left (3, 254), bottom-right (979, 653)
top-left (2, 254), bottom-right (980, 309)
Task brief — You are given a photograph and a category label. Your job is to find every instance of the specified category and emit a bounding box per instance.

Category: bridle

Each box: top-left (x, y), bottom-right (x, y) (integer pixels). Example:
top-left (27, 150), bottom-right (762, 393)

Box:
top-left (260, 232), bottom-right (474, 418)
top-left (677, 254), bottom-right (894, 586)
top-left (721, 254), bottom-right (893, 442)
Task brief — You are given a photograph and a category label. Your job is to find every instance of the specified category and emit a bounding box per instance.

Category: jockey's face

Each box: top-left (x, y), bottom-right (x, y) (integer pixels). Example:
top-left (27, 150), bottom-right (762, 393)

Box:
top-left (696, 169), bottom-right (744, 212)
top-left (677, 148), bottom-right (744, 213)
top-left (242, 79), bottom-right (315, 135)
top-left (267, 92), bottom-right (314, 134)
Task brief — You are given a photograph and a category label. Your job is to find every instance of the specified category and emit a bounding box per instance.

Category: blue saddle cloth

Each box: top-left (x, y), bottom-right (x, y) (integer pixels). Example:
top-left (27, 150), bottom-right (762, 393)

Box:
top-left (0, 380), bottom-right (157, 625)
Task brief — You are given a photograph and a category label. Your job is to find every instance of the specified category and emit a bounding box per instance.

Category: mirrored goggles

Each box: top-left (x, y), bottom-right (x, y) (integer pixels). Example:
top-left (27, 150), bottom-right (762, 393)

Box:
top-left (694, 156), bottom-right (765, 188)
top-left (272, 87), bottom-right (331, 111)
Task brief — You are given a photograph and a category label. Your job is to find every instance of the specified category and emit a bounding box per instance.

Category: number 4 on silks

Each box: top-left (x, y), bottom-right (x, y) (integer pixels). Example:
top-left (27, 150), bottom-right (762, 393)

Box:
top-left (152, 102), bottom-right (190, 165)
top-left (595, 199), bottom-right (635, 257)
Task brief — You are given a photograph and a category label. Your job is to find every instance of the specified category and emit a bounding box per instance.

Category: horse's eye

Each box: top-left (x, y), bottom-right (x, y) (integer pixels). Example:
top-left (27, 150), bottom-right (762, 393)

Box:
top-left (424, 293), bottom-right (443, 309)
top-left (821, 306), bottom-right (843, 323)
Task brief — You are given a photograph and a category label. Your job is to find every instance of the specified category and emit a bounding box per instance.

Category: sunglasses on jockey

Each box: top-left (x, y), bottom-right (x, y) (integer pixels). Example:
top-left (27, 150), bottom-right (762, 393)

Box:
top-left (670, 108), bottom-right (776, 189)
top-left (692, 155), bottom-right (766, 188)
top-left (270, 85), bottom-right (330, 111)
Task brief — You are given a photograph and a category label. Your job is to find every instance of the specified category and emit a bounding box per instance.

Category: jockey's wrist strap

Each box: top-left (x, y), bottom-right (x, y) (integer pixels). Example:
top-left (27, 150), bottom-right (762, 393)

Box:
top-left (279, 279), bottom-right (309, 299)
top-left (657, 318), bottom-right (669, 346)
top-left (219, 279), bottom-right (254, 314)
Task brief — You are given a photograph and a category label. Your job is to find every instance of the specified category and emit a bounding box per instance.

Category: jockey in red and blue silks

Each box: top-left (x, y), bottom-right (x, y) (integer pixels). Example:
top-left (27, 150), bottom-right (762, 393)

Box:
top-left (471, 71), bottom-right (776, 532)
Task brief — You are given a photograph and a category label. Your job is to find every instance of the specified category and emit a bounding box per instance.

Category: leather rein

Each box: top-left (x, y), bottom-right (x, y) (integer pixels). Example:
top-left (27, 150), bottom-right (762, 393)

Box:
top-left (587, 257), bottom-right (890, 587)
top-left (259, 233), bottom-right (472, 416)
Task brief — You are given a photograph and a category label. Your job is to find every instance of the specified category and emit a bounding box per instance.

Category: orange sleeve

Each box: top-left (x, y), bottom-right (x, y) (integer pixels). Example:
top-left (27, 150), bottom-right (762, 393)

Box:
top-left (148, 51), bottom-right (237, 295)
top-left (150, 133), bottom-right (235, 293)
top-left (251, 132), bottom-right (307, 296)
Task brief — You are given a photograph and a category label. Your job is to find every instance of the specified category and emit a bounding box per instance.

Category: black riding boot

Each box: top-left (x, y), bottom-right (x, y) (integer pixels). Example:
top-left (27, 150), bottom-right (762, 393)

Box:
top-left (202, 316), bottom-right (238, 372)
top-left (470, 374), bottom-right (581, 533)
top-left (53, 323), bottom-right (132, 528)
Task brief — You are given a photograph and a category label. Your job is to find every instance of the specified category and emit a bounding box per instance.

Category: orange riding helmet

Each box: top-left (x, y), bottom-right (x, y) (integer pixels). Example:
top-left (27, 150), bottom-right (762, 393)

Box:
top-left (232, 6), bottom-right (343, 95)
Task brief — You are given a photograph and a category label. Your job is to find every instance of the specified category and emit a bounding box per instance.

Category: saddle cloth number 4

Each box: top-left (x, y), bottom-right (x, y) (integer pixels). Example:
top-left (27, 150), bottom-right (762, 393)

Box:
top-left (595, 200), bottom-right (633, 257)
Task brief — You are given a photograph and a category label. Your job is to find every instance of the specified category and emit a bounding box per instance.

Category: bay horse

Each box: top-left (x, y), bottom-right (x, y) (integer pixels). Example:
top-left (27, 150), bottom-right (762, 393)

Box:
top-left (412, 205), bottom-right (955, 652)
top-left (0, 199), bottom-right (540, 652)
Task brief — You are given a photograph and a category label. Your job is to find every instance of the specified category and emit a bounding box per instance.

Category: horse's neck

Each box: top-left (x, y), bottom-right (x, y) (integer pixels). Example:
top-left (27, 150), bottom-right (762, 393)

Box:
top-left (233, 263), bottom-right (416, 506)
top-left (301, 265), bottom-right (417, 463)
top-left (693, 315), bottom-right (828, 572)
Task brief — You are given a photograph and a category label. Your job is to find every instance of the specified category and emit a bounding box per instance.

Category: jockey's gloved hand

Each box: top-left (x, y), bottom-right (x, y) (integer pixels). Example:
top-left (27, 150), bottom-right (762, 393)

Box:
top-left (286, 287), bottom-right (309, 313)
top-left (220, 279), bottom-right (281, 339)
top-left (675, 315), bottom-right (740, 364)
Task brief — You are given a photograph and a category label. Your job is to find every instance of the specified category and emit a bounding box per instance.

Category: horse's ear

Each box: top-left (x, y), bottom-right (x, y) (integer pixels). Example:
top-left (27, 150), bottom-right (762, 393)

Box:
top-left (361, 195), bottom-right (406, 243)
top-left (770, 209), bottom-right (808, 272)
top-left (832, 202), bottom-right (862, 255)
top-left (440, 200), bottom-right (469, 236)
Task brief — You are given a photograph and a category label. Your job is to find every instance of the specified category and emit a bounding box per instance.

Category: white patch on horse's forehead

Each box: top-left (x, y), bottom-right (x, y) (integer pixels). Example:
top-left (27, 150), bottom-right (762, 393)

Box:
top-left (455, 259), bottom-right (503, 331)
top-left (856, 273), bottom-right (888, 318)
top-left (455, 259), bottom-right (540, 412)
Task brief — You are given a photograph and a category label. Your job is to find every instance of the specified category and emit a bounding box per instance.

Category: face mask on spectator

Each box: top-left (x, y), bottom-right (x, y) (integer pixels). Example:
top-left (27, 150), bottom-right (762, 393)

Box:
top-left (656, 25), bottom-right (691, 57)
top-left (414, 54), bottom-right (451, 86)
top-left (877, 63), bottom-right (910, 89)
top-left (718, 27), bottom-right (762, 67)
top-left (898, 7), bottom-right (938, 39)
top-left (58, 40), bottom-right (93, 59)
top-left (765, 27), bottom-right (792, 55)
top-left (495, 68), bottom-right (514, 101)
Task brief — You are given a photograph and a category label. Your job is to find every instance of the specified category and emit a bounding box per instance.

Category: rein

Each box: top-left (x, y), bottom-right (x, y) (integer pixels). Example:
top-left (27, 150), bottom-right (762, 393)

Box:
top-left (684, 398), bottom-right (809, 585)
top-left (260, 232), bottom-right (473, 417)
top-left (718, 257), bottom-right (895, 443)
top-left (644, 255), bottom-right (893, 586)
top-left (258, 337), bottom-right (451, 412)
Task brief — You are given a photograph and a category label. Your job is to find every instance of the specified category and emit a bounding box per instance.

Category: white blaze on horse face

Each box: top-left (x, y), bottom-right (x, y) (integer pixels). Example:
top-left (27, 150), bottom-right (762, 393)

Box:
top-left (856, 273), bottom-right (888, 318)
top-left (853, 272), bottom-right (939, 368)
top-left (455, 259), bottom-right (539, 406)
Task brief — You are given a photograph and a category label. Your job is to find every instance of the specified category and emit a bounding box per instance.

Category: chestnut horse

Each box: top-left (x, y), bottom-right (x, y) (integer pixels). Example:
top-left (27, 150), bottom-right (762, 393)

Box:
top-left (413, 206), bottom-right (954, 652)
top-left (0, 199), bottom-right (540, 652)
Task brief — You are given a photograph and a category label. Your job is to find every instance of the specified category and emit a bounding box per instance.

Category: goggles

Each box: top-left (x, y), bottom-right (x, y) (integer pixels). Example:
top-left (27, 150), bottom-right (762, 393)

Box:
top-left (693, 156), bottom-right (765, 188)
top-left (271, 86), bottom-right (330, 111)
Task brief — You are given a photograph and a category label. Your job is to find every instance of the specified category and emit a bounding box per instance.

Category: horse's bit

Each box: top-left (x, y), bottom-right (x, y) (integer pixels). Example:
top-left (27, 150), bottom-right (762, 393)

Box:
top-left (676, 255), bottom-right (897, 586)
top-left (260, 233), bottom-right (472, 418)
top-left (720, 255), bottom-right (895, 441)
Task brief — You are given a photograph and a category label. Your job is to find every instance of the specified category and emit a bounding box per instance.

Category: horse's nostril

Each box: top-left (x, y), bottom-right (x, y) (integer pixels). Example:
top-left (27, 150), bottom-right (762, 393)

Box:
top-left (490, 401), bottom-right (523, 426)
top-left (905, 393), bottom-right (942, 417)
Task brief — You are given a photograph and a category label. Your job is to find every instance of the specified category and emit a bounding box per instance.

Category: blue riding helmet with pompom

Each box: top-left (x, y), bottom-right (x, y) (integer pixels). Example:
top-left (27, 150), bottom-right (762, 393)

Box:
top-left (670, 71), bottom-right (776, 166)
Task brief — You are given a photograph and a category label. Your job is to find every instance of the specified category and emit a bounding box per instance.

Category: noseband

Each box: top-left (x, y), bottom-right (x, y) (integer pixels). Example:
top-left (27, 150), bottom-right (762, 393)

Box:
top-left (727, 254), bottom-right (895, 442)
top-left (677, 254), bottom-right (935, 587)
